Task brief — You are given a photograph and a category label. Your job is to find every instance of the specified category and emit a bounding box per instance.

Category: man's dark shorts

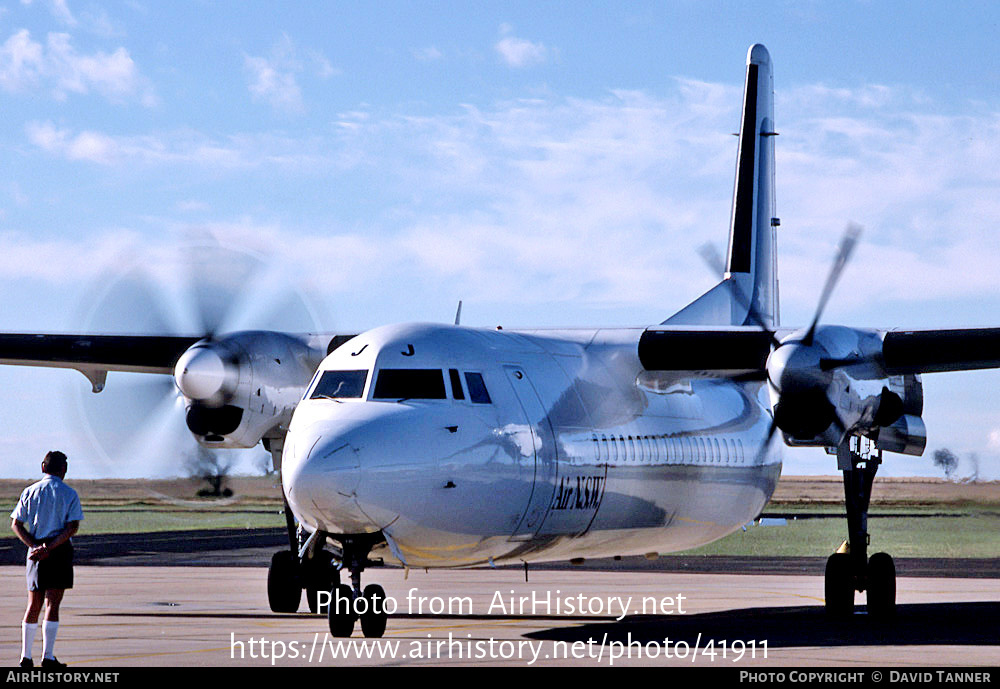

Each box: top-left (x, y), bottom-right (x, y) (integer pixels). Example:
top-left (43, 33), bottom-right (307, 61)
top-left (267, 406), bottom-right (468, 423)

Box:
top-left (26, 542), bottom-right (73, 592)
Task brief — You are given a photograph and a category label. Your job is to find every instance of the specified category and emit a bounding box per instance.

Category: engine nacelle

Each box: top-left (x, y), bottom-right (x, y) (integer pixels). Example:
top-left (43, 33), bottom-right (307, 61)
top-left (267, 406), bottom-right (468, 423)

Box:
top-left (175, 331), bottom-right (339, 448)
top-left (872, 413), bottom-right (927, 456)
top-left (883, 373), bottom-right (923, 418)
top-left (770, 326), bottom-right (927, 454)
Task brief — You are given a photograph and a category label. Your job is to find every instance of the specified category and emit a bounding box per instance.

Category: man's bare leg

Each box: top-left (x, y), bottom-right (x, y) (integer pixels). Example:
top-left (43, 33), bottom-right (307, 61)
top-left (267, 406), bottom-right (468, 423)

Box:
top-left (41, 589), bottom-right (64, 661)
top-left (24, 590), bottom-right (44, 624)
top-left (42, 589), bottom-right (63, 622)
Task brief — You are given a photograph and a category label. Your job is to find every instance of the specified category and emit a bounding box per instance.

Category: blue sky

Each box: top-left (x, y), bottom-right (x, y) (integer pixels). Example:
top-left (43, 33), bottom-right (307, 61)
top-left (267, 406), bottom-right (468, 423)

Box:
top-left (0, 1), bottom-right (999, 479)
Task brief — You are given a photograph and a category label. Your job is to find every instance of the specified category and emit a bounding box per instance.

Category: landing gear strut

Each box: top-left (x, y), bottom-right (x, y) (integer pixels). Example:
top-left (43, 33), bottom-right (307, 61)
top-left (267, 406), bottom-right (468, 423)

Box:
top-left (328, 535), bottom-right (388, 638)
top-left (267, 488), bottom-right (339, 614)
top-left (826, 437), bottom-right (895, 619)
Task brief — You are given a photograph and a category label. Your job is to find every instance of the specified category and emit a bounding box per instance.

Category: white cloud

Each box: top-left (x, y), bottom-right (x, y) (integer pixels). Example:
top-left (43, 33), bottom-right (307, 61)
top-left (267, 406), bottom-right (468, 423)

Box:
top-left (0, 29), bottom-right (45, 90)
top-left (989, 429), bottom-right (1000, 451)
top-left (0, 28), bottom-right (155, 104)
top-left (50, 0), bottom-right (76, 26)
top-left (245, 53), bottom-right (303, 112)
top-left (21, 0), bottom-right (76, 26)
top-left (17, 76), bottom-right (1000, 323)
top-left (24, 121), bottom-right (333, 169)
top-left (244, 35), bottom-right (337, 113)
top-left (175, 200), bottom-right (210, 213)
top-left (27, 121), bottom-right (118, 163)
top-left (0, 229), bottom-right (142, 283)
top-left (495, 25), bottom-right (548, 68)
top-left (308, 49), bottom-right (339, 78)
top-left (318, 85), bottom-right (1000, 320)
top-left (413, 46), bottom-right (443, 62)
top-left (46, 32), bottom-right (137, 99)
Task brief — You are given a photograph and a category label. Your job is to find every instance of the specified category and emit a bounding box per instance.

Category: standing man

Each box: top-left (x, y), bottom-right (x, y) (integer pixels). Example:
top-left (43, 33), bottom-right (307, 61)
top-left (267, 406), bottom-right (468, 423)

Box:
top-left (10, 451), bottom-right (83, 668)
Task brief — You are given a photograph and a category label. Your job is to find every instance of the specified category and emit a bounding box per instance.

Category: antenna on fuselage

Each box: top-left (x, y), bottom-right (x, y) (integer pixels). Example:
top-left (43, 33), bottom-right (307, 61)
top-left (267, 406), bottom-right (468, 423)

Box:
top-left (454, 300), bottom-right (463, 326)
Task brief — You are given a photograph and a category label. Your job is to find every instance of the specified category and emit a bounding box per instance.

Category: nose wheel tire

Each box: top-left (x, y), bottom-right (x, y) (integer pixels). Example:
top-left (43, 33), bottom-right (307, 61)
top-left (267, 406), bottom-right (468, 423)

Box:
top-left (328, 583), bottom-right (357, 637)
top-left (824, 552), bottom-right (854, 618)
top-left (867, 552), bottom-right (896, 619)
top-left (359, 584), bottom-right (388, 638)
top-left (267, 551), bottom-right (302, 613)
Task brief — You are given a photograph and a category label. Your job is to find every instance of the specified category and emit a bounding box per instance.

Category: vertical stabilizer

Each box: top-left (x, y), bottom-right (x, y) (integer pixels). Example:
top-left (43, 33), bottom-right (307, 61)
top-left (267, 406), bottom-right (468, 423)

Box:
top-left (665, 44), bottom-right (779, 327)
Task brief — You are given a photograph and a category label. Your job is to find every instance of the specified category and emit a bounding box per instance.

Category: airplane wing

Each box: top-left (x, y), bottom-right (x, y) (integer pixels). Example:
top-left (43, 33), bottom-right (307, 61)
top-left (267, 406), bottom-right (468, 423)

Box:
top-left (0, 333), bottom-right (201, 392)
top-left (0, 333), bottom-right (200, 375)
top-left (638, 326), bottom-right (773, 376)
top-left (880, 328), bottom-right (1000, 374)
top-left (0, 331), bottom-right (357, 394)
top-left (638, 325), bottom-right (1000, 377)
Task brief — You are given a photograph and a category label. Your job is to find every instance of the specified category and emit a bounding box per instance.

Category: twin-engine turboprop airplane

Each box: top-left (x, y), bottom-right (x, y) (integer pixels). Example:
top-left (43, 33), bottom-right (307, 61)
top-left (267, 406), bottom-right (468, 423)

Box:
top-left (3, 44), bottom-right (1000, 638)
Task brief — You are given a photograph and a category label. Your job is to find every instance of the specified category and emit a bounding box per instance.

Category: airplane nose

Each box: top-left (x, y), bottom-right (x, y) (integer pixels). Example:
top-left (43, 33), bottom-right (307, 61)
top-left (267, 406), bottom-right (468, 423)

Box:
top-left (283, 423), bottom-right (369, 533)
top-left (283, 403), bottom-right (468, 535)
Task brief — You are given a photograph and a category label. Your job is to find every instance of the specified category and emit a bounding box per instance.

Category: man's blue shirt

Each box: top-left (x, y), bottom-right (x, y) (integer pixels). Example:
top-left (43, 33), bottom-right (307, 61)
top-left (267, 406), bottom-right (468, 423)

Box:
top-left (10, 475), bottom-right (83, 541)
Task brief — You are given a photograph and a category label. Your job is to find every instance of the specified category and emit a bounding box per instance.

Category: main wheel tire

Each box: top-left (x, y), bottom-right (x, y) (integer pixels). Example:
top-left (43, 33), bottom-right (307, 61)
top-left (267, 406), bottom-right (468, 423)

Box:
top-left (328, 583), bottom-right (356, 637)
top-left (867, 552), bottom-right (896, 619)
top-left (825, 552), bottom-right (854, 618)
top-left (267, 551), bottom-right (302, 613)
top-left (305, 550), bottom-right (336, 615)
top-left (360, 584), bottom-right (388, 638)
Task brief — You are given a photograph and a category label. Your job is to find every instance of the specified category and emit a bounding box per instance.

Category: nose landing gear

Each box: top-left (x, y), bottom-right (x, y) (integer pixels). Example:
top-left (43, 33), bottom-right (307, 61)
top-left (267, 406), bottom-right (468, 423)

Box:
top-left (825, 438), bottom-right (896, 619)
top-left (328, 535), bottom-right (389, 638)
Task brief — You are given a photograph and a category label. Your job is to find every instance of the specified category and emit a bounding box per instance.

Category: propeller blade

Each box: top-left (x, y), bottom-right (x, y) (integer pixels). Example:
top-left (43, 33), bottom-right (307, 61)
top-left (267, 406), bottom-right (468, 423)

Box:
top-left (66, 373), bottom-right (183, 477)
top-left (182, 242), bottom-right (260, 338)
top-left (71, 235), bottom-right (328, 476)
top-left (751, 416), bottom-right (780, 466)
top-left (803, 223), bottom-right (862, 346)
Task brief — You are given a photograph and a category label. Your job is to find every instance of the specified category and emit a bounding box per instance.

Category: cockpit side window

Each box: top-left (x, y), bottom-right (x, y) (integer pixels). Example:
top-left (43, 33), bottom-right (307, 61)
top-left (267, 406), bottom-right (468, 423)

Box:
top-left (464, 372), bottom-right (491, 404)
top-left (310, 370), bottom-right (368, 399)
top-left (449, 369), bottom-right (465, 400)
top-left (373, 369), bottom-right (447, 400)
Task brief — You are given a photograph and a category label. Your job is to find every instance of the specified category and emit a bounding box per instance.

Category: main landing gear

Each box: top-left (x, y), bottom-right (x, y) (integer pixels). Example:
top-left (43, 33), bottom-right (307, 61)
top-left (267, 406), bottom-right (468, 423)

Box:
top-left (266, 503), bottom-right (340, 615)
top-left (825, 437), bottom-right (896, 619)
top-left (266, 496), bottom-right (388, 637)
top-left (266, 443), bottom-right (342, 616)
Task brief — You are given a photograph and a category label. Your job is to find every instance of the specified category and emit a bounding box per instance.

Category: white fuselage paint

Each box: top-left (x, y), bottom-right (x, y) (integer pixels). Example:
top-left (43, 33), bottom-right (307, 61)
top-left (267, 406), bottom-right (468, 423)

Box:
top-left (282, 322), bottom-right (781, 569)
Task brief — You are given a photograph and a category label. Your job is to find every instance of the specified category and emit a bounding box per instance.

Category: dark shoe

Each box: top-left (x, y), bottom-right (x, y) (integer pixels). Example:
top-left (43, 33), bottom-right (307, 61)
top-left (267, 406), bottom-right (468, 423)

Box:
top-left (19, 657), bottom-right (32, 667)
top-left (41, 657), bottom-right (66, 668)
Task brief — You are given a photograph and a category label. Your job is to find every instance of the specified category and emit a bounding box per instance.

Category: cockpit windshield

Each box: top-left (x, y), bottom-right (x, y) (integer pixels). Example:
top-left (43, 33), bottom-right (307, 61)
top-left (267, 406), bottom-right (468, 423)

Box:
top-left (373, 369), bottom-right (446, 400)
top-left (310, 370), bottom-right (368, 399)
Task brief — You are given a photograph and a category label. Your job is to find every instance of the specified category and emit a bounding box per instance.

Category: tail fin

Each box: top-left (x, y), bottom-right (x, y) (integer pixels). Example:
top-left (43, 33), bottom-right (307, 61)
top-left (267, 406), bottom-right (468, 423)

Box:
top-left (665, 44), bottom-right (779, 327)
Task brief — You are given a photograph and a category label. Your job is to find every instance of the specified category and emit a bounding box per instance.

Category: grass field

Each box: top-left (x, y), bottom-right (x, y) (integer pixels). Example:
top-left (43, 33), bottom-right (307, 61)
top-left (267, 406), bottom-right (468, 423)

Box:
top-left (1, 475), bottom-right (998, 558)
top-left (686, 508), bottom-right (1000, 558)
top-left (74, 504), bottom-right (286, 534)
top-left (0, 476), bottom-right (287, 535)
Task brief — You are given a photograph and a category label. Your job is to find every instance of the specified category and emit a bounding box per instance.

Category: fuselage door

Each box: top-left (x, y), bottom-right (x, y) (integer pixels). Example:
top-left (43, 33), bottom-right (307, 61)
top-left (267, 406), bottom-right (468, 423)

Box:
top-left (504, 364), bottom-right (558, 541)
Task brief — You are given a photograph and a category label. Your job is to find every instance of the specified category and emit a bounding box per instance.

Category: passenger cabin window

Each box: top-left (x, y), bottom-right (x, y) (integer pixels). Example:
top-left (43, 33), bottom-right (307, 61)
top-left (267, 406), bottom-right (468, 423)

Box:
top-left (373, 369), bottom-right (446, 400)
top-left (310, 370), bottom-right (368, 399)
top-left (464, 372), bottom-right (491, 404)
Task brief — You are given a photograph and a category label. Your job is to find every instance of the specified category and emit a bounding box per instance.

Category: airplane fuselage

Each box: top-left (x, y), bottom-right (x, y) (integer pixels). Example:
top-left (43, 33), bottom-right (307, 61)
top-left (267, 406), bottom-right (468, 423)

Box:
top-left (283, 322), bottom-right (781, 569)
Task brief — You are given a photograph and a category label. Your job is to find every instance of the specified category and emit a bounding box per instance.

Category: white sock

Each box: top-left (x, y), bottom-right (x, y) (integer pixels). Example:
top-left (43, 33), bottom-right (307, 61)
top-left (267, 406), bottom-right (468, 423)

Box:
top-left (41, 621), bottom-right (58, 660)
top-left (21, 622), bottom-right (37, 659)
